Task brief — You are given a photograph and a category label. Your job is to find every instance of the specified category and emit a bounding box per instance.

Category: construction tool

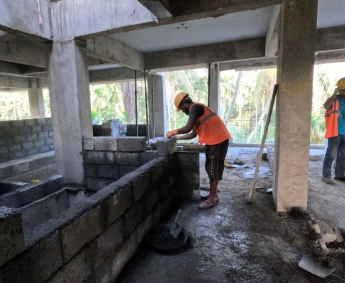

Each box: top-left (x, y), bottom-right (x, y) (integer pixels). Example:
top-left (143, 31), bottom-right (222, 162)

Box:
top-left (248, 84), bottom-right (279, 202)
top-left (170, 209), bottom-right (182, 238)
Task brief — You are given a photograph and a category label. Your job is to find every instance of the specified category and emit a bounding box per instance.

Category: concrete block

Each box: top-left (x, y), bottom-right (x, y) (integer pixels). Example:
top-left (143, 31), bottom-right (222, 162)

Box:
top-left (85, 178), bottom-right (114, 191)
top-left (17, 127), bottom-right (32, 134)
top-left (0, 153), bottom-right (11, 163)
top-left (46, 117), bottom-right (52, 124)
top-left (0, 146), bottom-right (8, 154)
top-left (120, 166), bottom-right (138, 177)
top-left (13, 162), bottom-right (30, 175)
top-left (36, 118), bottom-right (47, 125)
top-left (177, 146), bottom-right (183, 151)
top-left (10, 120), bottom-right (24, 128)
top-left (133, 171), bottom-right (150, 202)
top-left (84, 164), bottom-right (97, 177)
top-left (123, 199), bottom-right (146, 235)
top-left (83, 151), bottom-right (106, 164)
top-left (0, 207), bottom-right (24, 266)
top-left (22, 141), bottom-right (34, 149)
top-left (96, 165), bottom-right (120, 179)
top-left (24, 119), bottom-right (37, 127)
top-left (49, 145), bottom-right (55, 151)
top-left (45, 175), bottom-right (64, 195)
top-left (0, 232), bottom-right (62, 283)
top-left (105, 152), bottom-right (114, 164)
top-left (139, 150), bottom-right (159, 165)
top-left (83, 137), bottom-right (95, 151)
top-left (27, 147), bottom-right (40, 156)
top-left (45, 137), bottom-right (54, 145)
top-left (31, 125), bottom-right (43, 133)
top-left (4, 128), bottom-right (19, 137)
top-left (48, 130), bottom-right (54, 137)
top-left (0, 121), bottom-right (11, 129)
top-left (151, 163), bottom-right (165, 185)
top-left (26, 133), bottom-right (38, 141)
top-left (94, 137), bottom-right (118, 151)
top-left (60, 204), bottom-right (104, 263)
top-left (11, 150), bottom-right (28, 159)
top-left (0, 137), bottom-right (13, 146)
top-left (0, 165), bottom-right (13, 179)
top-left (38, 131), bottom-right (49, 139)
top-left (117, 137), bottom-right (146, 152)
top-left (13, 135), bottom-right (27, 143)
top-left (156, 137), bottom-right (177, 157)
top-left (43, 124), bottom-right (53, 132)
top-left (39, 145), bottom-right (50, 153)
top-left (114, 152), bottom-right (140, 166)
top-left (34, 138), bottom-right (45, 147)
top-left (29, 157), bottom-right (47, 171)
top-left (8, 143), bottom-right (22, 152)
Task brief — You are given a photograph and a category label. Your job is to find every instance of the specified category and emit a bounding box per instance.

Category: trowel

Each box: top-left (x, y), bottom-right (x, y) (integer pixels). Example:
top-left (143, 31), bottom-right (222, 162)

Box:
top-left (299, 255), bottom-right (335, 278)
top-left (170, 209), bottom-right (182, 238)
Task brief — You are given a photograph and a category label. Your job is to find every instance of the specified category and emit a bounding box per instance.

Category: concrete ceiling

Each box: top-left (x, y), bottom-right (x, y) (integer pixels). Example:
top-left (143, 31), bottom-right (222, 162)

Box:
top-left (111, 0), bottom-right (345, 53)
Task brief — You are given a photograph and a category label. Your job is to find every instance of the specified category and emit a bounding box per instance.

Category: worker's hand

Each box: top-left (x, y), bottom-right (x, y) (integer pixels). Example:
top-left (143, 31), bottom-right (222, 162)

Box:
top-left (166, 129), bottom-right (178, 138)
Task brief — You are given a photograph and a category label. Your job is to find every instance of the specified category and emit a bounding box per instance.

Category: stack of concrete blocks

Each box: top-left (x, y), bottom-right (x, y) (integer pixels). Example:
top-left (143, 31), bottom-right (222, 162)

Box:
top-left (0, 151), bottom-right (56, 180)
top-left (126, 124), bottom-right (148, 137)
top-left (0, 118), bottom-right (54, 163)
top-left (83, 136), bottom-right (160, 191)
top-left (101, 119), bottom-right (127, 137)
top-left (0, 153), bottom-right (179, 282)
top-left (267, 146), bottom-right (275, 173)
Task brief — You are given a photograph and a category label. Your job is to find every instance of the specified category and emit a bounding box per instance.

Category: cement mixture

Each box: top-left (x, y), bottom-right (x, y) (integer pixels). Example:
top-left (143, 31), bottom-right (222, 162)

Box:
top-left (115, 147), bottom-right (345, 283)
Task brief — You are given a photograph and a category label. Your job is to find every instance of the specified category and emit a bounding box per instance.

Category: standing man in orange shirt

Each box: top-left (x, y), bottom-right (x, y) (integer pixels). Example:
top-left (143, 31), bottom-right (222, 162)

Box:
top-left (167, 92), bottom-right (231, 210)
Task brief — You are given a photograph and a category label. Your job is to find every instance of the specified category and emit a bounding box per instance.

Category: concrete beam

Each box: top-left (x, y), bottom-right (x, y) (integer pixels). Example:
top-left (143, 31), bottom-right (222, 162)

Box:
top-left (0, 0), bottom-right (51, 40)
top-left (87, 37), bottom-right (144, 70)
top-left (316, 25), bottom-right (345, 52)
top-left (0, 74), bottom-right (30, 89)
top-left (145, 37), bottom-right (265, 70)
top-left (0, 61), bottom-right (46, 78)
top-left (0, 38), bottom-right (46, 68)
top-left (137, 0), bottom-right (173, 19)
top-left (220, 57), bottom-right (278, 71)
top-left (89, 67), bottom-right (145, 84)
top-left (265, 5), bottom-right (281, 57)
top-left (50, 0), bottom-right (154, 41)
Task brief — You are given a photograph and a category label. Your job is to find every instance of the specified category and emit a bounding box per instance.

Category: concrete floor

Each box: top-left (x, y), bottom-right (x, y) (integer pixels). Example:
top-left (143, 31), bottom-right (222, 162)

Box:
top-left (115, 147), bottom-right (345, 283)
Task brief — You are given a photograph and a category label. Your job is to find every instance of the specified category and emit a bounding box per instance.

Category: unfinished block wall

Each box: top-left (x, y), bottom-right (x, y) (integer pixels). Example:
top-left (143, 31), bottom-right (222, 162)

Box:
top-left (0, 118), bottom-right (54, 163)
top-left (83, 136), bottom-right (159, 191)
top-left (0, 156), bottom-right (178, 283)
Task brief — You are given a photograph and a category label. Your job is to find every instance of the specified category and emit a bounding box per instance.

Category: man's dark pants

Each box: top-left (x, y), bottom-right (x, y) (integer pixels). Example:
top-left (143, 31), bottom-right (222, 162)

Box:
top-left (323, 135), bottom-right (345, 178)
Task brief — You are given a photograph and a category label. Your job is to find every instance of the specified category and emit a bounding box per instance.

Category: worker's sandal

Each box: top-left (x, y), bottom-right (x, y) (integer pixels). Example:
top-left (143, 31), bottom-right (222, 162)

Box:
top-left (198, 200), bottom-right (218, 210)
top-left (322, 177), bottom-right (335, 185)
top-left (334, 176), bottom-right (345, 182)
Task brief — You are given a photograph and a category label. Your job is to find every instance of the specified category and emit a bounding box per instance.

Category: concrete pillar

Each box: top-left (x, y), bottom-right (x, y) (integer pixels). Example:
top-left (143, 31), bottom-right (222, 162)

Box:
top-left (46, 39), bottom-right (93, 185)
top-left (148, 73), bottom-right (167, 138)
top-left (28, 78), bottom-right (45, 118)
top-left (209, 63), bottom-right (220, 115)
top-left (273, 0), bottom-right (317, 212)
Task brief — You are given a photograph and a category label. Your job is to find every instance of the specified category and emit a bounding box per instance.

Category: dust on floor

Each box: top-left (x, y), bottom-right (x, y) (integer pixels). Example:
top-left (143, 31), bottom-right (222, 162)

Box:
top-left (115, 147), bottom-right (345, 283)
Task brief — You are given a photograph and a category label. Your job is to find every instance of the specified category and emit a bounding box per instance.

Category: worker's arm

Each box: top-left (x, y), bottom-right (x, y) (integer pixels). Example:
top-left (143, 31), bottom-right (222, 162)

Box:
top-left (324, 87), bottom-right (341, 109)
top-left (166, 120), bottom-right (196, 137)
top-left (176, 130), bottom-right (197, 140)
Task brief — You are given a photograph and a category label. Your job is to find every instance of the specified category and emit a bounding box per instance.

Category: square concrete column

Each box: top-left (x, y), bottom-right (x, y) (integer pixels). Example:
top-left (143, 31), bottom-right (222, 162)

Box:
top-left (46, 39), bottom-right (93, 185)
top-left (28, 78), bottom-right (45, 118)
top-left (148, 73), bottom-right (167, 138)
top-left (273, 0), bottom-right (318, 212)
top-left (209, 63), bottom-right (220, 115)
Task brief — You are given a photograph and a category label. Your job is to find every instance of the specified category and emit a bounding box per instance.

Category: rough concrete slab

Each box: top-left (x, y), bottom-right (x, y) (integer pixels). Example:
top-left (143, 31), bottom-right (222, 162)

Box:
top-left (117, 137), bottom-right (147, 152)
top-left (83, 137), bottom-right (95, 151)
top-left (156, 137), bottom-right (177, 157)
top-left (83, 151), bottom-right (106, 164)
top-left (94, 137), bottom-right (118, 151)
top-left (0, 207), bottom-right (24, 266)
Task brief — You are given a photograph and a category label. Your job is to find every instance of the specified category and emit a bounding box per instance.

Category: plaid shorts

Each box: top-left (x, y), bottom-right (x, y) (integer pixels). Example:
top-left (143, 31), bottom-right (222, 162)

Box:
top-left (205, 139), bottom-right (229, 181)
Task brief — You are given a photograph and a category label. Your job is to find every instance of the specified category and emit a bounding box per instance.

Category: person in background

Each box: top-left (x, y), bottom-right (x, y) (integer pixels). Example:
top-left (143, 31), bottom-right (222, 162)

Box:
top-left (166, 92), bottom-right (231, 209)
top-left (322, 78), bottom-right (345, 184)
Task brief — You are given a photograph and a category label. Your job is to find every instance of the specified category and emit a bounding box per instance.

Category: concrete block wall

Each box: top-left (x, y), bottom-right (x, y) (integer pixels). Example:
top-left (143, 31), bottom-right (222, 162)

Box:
top-left (0, 118), bottom-right (54, 163)
top-left (83, 137), bottom-right (160, 191)
top-left (0, 157), bottom-right (178, 283)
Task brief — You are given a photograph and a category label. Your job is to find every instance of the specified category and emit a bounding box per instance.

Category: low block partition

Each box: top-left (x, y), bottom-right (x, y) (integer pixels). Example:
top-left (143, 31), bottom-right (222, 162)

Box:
top-left (0, 155), bottom-right (180, 283)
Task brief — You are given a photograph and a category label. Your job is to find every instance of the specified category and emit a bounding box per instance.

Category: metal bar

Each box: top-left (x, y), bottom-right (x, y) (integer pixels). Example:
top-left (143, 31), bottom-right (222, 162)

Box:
top-left (207, 63), bottom-right (211, 107)
top-left (151, 75), bottom-right (155, 139)
top-left (144, 70), bottom-right (150, 146)
top-left (135, 70), bottom-right (138, 136)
